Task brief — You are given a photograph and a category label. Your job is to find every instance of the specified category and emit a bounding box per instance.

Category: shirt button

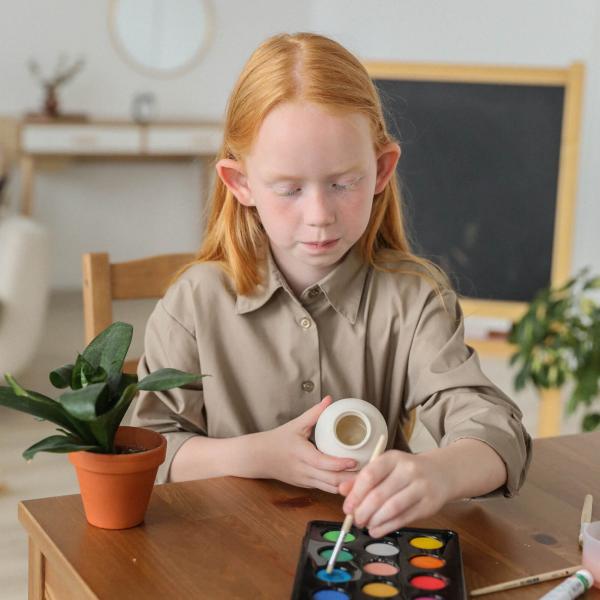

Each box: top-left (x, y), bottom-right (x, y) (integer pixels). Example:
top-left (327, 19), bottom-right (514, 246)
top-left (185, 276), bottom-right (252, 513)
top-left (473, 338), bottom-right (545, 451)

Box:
top-left (301, 380), bottom-right (315, 392)
top-left (308, 287), bottom-right (320, 298)
top-left (299, 317), bottom-right (312, 329)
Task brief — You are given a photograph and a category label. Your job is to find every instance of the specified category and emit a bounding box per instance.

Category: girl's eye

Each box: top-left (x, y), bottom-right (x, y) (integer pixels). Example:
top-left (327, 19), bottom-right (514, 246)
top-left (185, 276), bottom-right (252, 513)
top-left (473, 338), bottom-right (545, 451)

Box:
top-left (279, 187), bottom-right (301, 197)
top-left (332, 177), bottom-right (362, 192)
top-left (332, 183), bottom-right (349, 192)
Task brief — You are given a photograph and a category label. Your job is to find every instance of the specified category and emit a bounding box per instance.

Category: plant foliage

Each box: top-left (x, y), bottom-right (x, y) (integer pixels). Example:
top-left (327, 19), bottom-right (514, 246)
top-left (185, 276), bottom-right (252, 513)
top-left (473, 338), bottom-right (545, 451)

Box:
top-left (508, 268), bottom-right (600, 431)
top-left (0, 322), bottom-right (205, 458)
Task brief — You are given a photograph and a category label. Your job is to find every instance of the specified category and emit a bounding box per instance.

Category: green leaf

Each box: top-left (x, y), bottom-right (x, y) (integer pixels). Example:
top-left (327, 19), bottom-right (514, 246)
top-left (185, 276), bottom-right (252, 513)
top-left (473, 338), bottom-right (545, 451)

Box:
top-left (583, 277), bottom-right (600, 290)
top-left (70, 354), bottom-right (86, 390)
top-left (508, 352), bottom-right (521, 366)
top-left (82, 322), bottom-right (133, 391)
top-left (0, 384), bottom-right (77, 434)
top-left (5, 373), bottom-right (28, 397)
top-left (582, 413), bottom-right (600, 432)
top-left (514, 366), bottom-right (529, 390)
top-left (58, 382), bottom-right (111, 421)
top-left (81, 363), bottom-right (107, 387)
top-left (115, 372), bottom-right (138, 398)
top-left (556, 274), bottom-right (579, 293)
top-left (566, 393), bottom-right (579, 415)
top-left (22, 434), bottom-right (100, 460)
top-left (49, 364), bottom-right (75, 389)
top-left (71, 354), bottom-right (104, 390)
top-left (137, 368), bottom-right (206, 392)
top-left (571, 369), bottom-right (599, 407)
top-left (90, 383), bottom-right (140, 452)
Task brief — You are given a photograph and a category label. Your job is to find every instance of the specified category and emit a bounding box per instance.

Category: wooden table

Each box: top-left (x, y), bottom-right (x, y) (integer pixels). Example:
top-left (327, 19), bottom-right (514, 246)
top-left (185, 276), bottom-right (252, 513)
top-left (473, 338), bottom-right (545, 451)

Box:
top-left (19, 433), bottom-right (600, 599)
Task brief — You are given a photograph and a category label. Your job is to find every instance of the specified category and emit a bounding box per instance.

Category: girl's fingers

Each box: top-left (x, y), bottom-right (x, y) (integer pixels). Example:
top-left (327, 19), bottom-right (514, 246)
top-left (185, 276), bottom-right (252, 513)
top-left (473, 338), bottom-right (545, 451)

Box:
top-left (301, 443), bottom-right (356, 472)
top-left (294, 395), bottom-right (333, 434)
top-left (307, 477), bottom-right (339, 495)
top-left (342, 456), bottom-right (392, 515)
top-left (367, 497), bottom-right (426, 539)
top-left (366, 483), bottom-right (422, 530)
top-left (352, 470), bottom-right (411, 528)
top-left (338, 478), bottom-right (354, 496)
top-left (306, 466), bottom-right (356, 489)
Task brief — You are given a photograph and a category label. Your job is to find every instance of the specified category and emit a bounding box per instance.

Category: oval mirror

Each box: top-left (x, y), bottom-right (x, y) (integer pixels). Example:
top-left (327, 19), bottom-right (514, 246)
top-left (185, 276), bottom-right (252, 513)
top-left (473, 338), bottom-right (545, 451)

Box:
top-left (109, 0), bottom-right (213, 77)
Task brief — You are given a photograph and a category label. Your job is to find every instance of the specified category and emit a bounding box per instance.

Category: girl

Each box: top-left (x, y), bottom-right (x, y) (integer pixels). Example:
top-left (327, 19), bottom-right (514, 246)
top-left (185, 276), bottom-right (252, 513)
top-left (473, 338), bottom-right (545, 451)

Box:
top-left (132, 32), bottom-right (531, 539)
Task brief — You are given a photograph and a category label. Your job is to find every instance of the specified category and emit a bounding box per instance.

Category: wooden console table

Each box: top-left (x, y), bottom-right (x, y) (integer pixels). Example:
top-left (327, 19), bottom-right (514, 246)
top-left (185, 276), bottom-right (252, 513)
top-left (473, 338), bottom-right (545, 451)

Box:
top-left (18, 119), bottom-right (224, 216)
top-left (18, 432), bottom-right (600, 599)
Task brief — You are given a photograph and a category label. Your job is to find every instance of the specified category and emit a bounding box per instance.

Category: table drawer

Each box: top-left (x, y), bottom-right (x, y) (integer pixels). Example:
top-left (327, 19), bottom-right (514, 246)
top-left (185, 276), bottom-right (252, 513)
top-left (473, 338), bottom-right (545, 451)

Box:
top-left (21, 125), bottom-right (141, 154)
top-left (145, 126), bottom-right (223, 154)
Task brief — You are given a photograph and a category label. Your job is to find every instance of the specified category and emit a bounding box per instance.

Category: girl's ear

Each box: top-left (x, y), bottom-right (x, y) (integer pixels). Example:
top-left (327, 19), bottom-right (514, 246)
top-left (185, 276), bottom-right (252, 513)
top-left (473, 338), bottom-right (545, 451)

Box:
top-left (215, 158), bottom-right (254, 206)
top-left (374, 143), bottom-right (401, 194)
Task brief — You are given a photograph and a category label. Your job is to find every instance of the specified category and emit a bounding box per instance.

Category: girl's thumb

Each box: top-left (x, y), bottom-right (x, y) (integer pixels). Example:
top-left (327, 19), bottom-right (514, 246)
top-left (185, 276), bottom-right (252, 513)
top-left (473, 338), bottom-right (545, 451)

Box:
top-left (299, 395), bottom-right (333, 428)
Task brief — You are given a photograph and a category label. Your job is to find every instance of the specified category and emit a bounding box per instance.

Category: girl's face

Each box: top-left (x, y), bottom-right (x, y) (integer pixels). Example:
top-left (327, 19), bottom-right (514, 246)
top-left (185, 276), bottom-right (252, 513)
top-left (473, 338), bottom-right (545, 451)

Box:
top-left (217, 101), bottom-right (399, 292)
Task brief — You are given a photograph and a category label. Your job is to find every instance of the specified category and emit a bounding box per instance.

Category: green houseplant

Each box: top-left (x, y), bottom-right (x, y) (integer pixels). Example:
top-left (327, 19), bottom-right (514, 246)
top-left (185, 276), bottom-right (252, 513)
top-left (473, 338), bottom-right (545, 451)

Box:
top-left (509, 268), bottom-right (600, 432)
top-left (0, 321), bottom-right (205, 528)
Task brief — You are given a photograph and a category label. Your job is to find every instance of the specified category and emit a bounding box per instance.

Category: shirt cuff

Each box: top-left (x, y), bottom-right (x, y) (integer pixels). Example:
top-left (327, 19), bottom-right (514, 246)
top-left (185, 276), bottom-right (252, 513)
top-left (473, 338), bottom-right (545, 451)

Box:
top-left (440, 427), bottom-right (532, 498)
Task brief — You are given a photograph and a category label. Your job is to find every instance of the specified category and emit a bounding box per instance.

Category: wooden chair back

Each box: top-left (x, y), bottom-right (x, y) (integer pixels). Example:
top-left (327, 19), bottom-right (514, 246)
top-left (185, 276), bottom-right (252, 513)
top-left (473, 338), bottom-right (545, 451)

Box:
top-left (82, 252), bottom-right (195, 373)
top-left (403, 410), bottom-right (416, 441)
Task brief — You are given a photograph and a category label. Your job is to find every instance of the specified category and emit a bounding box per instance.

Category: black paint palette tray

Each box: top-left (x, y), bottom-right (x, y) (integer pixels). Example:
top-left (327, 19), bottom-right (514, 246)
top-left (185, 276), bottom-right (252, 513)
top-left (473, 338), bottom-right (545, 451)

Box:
top-left (291, 520), bottom-right (467, 599)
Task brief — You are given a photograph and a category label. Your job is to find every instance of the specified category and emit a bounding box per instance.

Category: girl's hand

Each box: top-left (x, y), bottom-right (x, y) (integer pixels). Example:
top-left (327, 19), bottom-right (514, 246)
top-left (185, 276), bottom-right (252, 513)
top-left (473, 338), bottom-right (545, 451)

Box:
top-left (251, 395), bottom-right (357, 493)
top-left (338, 450), bottom-right (452, 538)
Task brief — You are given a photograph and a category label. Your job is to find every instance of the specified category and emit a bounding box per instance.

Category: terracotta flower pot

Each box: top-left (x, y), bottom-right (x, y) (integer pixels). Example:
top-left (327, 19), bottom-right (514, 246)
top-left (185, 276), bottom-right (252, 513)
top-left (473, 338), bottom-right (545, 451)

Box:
top-left (69, 426), bottom-right (166, 529)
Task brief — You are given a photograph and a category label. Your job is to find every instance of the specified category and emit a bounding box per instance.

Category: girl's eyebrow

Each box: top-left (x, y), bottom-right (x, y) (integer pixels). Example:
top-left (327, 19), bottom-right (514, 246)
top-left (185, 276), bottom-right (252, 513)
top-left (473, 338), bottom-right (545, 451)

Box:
top-left (264, 164), bottom-right (364, 181)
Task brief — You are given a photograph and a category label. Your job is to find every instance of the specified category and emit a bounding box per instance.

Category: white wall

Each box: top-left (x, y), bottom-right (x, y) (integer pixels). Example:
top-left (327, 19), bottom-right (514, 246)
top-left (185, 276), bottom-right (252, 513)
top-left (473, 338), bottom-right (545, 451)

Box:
top-left (1, 0), bottom-right (599, 288)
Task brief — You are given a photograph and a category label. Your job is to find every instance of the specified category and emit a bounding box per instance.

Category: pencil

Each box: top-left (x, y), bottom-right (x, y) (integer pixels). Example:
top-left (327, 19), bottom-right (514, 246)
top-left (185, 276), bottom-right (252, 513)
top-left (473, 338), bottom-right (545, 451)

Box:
top-left (325, 434), bottom-right (387, 574)
top-left (579, 494), bottom-right (593, 548)
top-left (470, 565), bottom-right (582, 597)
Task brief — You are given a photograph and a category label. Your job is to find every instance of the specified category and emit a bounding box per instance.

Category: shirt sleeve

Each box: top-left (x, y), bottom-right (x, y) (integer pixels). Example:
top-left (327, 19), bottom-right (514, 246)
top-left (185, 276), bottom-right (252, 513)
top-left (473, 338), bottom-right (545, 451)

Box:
top-left (130, 288), bottom-right (206, 484)
top-left (404, 287), bottom-right (532, 497)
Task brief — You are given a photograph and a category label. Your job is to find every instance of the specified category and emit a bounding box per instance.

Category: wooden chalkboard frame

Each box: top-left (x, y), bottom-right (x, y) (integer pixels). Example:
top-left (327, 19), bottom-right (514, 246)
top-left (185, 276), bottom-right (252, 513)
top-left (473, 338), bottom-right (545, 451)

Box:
top-left (365, 61), bottom-right (584, 328)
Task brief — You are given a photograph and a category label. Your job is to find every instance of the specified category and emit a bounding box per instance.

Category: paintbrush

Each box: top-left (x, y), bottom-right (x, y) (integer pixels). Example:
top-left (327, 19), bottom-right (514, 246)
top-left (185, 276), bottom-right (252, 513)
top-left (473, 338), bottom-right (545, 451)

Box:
top-left (470, 565), bottom-right (582, 596)
top-left (579, 494), bottom-right (593, 548)
top-left (326, 433), bottom-right (387, 574)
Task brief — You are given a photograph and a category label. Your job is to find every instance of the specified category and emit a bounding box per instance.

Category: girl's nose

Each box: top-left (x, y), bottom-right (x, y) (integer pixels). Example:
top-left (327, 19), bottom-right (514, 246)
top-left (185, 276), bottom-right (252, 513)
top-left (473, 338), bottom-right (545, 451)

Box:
top-left (304, 187), bottom-right (336, 226)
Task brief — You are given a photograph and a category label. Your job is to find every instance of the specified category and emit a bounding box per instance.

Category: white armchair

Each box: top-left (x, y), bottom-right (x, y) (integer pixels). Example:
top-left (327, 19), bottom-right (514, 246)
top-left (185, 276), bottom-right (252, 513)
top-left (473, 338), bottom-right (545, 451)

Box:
top-left (0, 215), bottom-right (49, 376)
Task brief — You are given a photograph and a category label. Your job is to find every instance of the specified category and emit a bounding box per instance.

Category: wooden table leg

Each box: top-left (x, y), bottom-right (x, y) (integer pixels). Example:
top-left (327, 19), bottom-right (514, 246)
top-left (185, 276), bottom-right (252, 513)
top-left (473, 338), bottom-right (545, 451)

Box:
top-left (538, 388), bottom-right (562, 437)
top-left (20, 155), bottom-right (35, 216)
top-left (28, 537), bottom-right (44, 600)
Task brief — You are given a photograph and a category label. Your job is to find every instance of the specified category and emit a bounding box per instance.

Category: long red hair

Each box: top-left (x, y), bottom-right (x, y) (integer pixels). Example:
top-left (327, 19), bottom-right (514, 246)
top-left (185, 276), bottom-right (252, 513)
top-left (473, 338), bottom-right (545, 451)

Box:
top-left (178, 32), bottom-right (448, 295)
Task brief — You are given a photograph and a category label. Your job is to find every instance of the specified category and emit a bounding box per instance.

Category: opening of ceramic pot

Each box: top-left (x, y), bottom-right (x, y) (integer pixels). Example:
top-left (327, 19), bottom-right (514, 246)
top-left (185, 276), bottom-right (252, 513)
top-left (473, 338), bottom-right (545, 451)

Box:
top-left (334, 410), bottom-right (371, 449)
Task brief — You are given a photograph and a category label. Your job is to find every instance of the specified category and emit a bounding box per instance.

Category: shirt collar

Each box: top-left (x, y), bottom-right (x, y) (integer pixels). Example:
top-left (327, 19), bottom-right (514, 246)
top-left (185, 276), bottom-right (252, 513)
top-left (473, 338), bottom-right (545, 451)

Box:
top-left (235, 251), bottom-right (284, 314)
top-left (235, 246), bottom-right (369, 324)
top-left (314, 247), bottom-right (368, 324)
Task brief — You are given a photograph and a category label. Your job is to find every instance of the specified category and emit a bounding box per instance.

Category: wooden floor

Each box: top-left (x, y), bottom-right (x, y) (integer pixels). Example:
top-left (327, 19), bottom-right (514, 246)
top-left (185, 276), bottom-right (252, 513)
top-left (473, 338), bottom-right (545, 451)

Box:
top-left (0, 291), bottom-right (581, 599)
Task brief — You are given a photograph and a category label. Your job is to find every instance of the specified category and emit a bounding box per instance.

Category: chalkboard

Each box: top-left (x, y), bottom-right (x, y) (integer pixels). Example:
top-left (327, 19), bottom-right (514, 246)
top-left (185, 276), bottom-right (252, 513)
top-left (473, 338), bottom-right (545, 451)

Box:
top-left (367, 63), bottom-right (584, 320)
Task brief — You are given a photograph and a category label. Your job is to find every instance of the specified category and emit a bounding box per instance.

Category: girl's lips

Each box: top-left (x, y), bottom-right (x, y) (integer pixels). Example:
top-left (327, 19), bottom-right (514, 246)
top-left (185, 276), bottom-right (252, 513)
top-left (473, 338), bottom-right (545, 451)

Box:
top-left (301, 239), bottom-right (339, 250)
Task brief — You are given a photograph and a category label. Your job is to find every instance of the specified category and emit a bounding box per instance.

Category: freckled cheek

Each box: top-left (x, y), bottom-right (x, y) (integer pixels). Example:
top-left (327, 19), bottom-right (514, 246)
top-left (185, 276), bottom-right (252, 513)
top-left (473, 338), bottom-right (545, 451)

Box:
top-left (342, 197), bottom-right (373, 233)
top-left (255, 202), bottom-right (300, 240)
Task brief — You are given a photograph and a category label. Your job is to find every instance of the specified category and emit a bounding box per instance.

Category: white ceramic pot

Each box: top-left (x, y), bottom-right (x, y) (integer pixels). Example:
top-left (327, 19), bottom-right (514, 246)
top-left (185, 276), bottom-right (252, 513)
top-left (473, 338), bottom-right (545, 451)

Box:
top-left (314, 398), bottom-right (388, 468)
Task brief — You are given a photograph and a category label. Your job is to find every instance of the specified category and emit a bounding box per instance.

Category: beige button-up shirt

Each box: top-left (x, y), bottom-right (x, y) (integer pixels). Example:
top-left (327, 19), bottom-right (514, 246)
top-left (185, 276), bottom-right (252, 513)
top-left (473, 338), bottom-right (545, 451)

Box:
top-left (132, 248), bottom-right (531, 489)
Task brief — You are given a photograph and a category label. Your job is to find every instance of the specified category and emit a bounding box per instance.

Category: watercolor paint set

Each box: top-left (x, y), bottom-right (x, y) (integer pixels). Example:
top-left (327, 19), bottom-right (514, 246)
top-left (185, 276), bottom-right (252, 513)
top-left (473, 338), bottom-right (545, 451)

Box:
top-left (291, 520), bottom-right (466, 599)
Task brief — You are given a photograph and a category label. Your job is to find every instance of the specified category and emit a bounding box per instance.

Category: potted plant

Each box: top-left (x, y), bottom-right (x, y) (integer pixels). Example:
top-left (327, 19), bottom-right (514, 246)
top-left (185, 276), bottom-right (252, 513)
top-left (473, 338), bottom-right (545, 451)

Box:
top-left (509, 268), bottom-right (600, 432)
top-left (0, 321), bottom-right (205, 529)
